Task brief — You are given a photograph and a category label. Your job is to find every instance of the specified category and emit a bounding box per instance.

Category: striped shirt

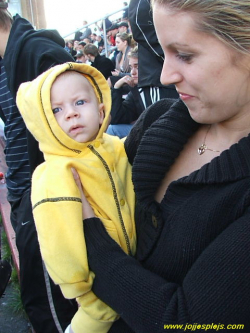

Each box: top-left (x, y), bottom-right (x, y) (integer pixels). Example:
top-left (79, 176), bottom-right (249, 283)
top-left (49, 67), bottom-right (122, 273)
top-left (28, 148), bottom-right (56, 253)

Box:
top-left (139, 86), bottom-right (161, 109)
top-left (0, 62), bottom-right (31, 199)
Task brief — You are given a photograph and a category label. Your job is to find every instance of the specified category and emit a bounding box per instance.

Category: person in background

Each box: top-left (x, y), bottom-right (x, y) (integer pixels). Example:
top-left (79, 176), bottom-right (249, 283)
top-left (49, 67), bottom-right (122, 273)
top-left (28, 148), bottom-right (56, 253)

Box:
top-left (122, 1), bottom-right (129, 20)
top-left (75, 20), bottom-right (92, 42)
top-left (84, 43), bottom-right (115, 79)
top-left (17, 62), bottom-right (136, 333)
top-left (107, 46), bottom-right (178, 138)
top-left (72, 0), bottom-right (250, 332)
top-left (83, 37), bottom-right (91, 45)
top-left (106, 23), bottom-right (118, 47)
top-left (75, 50), bottom-right (88, 63)
top-left (112, 32), bottom-right (133, 76)
top-left (0, 2), bottom-right (77, 332)
top-left (117, 21), bottom-right (129, 34)
top-left (73, 40), bottom-right (79, 53)
top-left (90, 33), bottom-right (99, 47)
top-left (77, 41), bottom-right (86, 52)
top-left (96, 34), bottom-right (104, 53)
top-left (65, 40), bottom-right (77, 59)
top-left (65, 40), bottom-right (75, 57)
top-left (129, 0), bottom-right (171, 90)
top-left (95, 17), bottom-right (112, 34)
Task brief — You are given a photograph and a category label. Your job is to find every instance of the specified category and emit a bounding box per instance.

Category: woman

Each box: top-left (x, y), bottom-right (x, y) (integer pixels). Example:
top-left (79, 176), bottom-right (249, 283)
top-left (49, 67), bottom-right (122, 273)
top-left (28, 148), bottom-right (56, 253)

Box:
top-left (64, 40), bottom-right (77, 58)
top-left (72, 1), bottom-right (250, 332)
top-left (112, 32), bottom-right (133, 76)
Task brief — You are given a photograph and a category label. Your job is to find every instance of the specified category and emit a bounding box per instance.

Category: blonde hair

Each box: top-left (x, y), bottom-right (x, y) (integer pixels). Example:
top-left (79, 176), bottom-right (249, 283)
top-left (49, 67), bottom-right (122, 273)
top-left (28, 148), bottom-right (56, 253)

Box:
top-left (128, 46), bottom-right (138, 59)
top-left (116, 32), bottom-right (133, 47)
top-left (151, 0), bottom-right (250, 55)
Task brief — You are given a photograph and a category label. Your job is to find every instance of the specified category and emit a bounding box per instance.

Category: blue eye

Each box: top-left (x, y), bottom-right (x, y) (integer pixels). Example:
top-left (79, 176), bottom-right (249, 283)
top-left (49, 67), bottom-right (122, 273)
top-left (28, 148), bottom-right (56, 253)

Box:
top-left (52, 107), bottom-right (61, 114)
top-left (176, 53), bottom-right (193, 62)
top-left (76, 100), bottom-right (85, 105)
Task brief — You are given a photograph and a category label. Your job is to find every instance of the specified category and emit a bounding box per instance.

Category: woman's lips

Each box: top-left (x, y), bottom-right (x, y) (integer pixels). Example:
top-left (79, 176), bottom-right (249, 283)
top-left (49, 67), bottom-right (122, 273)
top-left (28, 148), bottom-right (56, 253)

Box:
top-left (178, 92), bottom-right (194, 101)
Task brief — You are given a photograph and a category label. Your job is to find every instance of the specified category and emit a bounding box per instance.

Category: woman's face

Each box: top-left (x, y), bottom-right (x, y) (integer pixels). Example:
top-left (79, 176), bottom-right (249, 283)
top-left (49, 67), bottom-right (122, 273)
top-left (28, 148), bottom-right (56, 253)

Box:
top-left (153, 4), bottom-right (250, 125)
top-left (115, 37), bottom-right (127, 52)
top-left (73, 41), bottom-right (79, 49)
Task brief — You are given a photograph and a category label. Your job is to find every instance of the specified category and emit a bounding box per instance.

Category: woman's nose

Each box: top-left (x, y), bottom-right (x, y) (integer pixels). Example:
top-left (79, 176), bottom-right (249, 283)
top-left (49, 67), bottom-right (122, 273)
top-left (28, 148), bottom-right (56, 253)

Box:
top-left (160, 57), bottom-right (182, 86)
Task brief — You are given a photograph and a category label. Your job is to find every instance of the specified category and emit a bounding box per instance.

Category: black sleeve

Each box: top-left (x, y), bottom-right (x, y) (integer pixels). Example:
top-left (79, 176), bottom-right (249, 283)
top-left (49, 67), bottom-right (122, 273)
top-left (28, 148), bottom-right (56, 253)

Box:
top-left (125, 98), bottom-right (178, 164)
top-left (84, 209), bottom-right (250, 333)
top-left (129, 0), bottom-right (164, 60)
top-left (128, 0), bottom-right (165, 87)
top-left (110, 88), bottom-right (141, 125)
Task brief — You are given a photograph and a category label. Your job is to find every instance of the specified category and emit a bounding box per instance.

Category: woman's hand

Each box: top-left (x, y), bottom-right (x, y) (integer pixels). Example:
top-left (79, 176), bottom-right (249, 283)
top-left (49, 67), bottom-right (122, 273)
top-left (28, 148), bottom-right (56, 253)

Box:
top-left (71, 168), bottom-right (95, 219)
top-left (114, 75), bottom-right (135, 89)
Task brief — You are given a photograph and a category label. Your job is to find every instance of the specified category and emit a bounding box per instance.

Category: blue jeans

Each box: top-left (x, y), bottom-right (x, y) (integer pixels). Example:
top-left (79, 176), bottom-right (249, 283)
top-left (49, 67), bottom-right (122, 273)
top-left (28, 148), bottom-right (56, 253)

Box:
top-left (106, 124), bottom-right (133, 139)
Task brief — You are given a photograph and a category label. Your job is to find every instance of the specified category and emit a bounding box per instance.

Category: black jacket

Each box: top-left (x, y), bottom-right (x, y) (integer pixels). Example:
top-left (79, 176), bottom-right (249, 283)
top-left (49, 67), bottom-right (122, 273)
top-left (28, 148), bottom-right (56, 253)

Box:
top-left (110, 86), bottom-right (179, 124)
top-left (84, 99), bottom-right (250, 332)
top-left (91, 54), bottom-right (115, 79)
top-left (3, 14), bottom-right (74, 174)
top-left (129, 0), bottom-right (165, 87)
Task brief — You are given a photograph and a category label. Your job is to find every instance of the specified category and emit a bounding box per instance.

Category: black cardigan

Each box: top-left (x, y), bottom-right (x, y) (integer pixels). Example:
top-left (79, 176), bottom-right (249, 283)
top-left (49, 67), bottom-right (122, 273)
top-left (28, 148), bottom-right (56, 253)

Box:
top-left (84, 99), bottom-right (250, 332)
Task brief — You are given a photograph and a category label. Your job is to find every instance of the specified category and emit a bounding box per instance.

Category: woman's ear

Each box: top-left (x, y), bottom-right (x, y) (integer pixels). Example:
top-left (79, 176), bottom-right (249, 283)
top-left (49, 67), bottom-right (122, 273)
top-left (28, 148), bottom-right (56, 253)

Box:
top-left (99, 103), bottom-right (105, 125)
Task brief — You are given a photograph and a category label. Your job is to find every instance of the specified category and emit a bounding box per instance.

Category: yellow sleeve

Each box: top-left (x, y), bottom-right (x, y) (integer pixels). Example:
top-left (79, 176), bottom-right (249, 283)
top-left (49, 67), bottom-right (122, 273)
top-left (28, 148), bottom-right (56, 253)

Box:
top-left (72, 309), bottom-right (113, 333)
top-left (31, 165), bottom-right (119, 332)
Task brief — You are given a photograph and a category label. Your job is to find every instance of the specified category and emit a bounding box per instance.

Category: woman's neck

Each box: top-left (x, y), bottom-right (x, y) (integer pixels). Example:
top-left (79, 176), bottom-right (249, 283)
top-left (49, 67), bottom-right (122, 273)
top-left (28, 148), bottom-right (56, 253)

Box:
top-left (0, 29), bottom-right (10, 58)
top-left (206, 119), bottom-right (250, 154)
top-left (121, 45), bottom-right (128, 54)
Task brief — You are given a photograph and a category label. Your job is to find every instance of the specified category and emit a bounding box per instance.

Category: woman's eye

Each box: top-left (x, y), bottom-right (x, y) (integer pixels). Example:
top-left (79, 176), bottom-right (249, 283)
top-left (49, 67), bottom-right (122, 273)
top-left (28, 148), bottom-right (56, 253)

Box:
top-left (176, 53), bottom-right (193, 62)
top-left (76, 100), bottom-right (85, 105)
top-left (52, 107), bottom-right (61, 114)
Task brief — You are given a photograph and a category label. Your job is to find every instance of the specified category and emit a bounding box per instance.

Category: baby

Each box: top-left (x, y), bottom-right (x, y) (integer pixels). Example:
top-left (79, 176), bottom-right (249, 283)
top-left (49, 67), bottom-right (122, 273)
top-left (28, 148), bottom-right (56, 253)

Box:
top-left (16, 62), bottom-right (136, 333)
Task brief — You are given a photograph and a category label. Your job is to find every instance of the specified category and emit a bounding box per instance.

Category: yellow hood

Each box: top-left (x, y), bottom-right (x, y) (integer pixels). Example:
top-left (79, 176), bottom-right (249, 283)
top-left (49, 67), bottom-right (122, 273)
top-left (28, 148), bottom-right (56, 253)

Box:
top-left (16, 62), bottom-right (111, 158)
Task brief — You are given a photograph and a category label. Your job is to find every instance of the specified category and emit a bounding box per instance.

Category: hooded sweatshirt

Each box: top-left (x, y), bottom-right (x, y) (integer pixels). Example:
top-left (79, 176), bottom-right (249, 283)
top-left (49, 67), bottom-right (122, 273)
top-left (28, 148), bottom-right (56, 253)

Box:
top-left (3, 14), bottom-right (74, 175)
top-left (16, 62), bottom-right (136, 333)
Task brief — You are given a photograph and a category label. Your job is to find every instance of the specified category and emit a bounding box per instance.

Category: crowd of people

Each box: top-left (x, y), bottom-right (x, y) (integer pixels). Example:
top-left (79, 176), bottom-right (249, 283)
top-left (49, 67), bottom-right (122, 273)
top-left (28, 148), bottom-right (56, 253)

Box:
top-left (1, 0), bottom-right (250, 332)
top-left (63, 3), bottom-right (179, 139)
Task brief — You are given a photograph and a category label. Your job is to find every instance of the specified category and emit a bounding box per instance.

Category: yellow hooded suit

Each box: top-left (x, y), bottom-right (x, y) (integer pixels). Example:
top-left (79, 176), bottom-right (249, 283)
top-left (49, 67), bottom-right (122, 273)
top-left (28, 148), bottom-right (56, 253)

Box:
top-left (16, 62), bottom-right (136, 333)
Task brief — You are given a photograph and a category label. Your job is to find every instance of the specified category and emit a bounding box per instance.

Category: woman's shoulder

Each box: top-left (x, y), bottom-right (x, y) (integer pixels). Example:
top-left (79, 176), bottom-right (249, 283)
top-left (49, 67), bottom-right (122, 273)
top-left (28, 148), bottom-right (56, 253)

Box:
top-left (125, 98), bottom-right (184, 164)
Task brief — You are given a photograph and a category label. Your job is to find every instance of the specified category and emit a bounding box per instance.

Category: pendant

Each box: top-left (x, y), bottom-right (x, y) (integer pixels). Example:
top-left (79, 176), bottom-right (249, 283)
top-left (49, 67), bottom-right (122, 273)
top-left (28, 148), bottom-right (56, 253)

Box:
top-left (198, 144), bottom-right (207, 155)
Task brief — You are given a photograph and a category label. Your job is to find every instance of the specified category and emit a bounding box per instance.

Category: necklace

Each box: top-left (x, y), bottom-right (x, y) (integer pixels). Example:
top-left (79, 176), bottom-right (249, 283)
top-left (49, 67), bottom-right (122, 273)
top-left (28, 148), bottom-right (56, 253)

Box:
top-left (198, 125), bottom-right (221, 155)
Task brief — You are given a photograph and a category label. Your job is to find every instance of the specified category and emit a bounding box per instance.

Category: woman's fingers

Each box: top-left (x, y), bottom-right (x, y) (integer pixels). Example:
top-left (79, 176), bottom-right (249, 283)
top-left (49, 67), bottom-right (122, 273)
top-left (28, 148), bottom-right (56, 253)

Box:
top-left (71, 168), bottom-right (95, 219)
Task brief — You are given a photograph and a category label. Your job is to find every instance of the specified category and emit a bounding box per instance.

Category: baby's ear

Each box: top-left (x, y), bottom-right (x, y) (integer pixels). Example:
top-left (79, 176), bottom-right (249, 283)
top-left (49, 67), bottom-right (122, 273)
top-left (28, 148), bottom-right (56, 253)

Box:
top-left (99, 103), bottom-right (105, 124)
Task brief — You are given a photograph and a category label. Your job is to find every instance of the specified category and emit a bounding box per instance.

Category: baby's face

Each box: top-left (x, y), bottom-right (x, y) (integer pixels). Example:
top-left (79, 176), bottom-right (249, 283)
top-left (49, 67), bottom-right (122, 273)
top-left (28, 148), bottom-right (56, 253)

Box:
top-left (51, 72), bottom-right (104, 143)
